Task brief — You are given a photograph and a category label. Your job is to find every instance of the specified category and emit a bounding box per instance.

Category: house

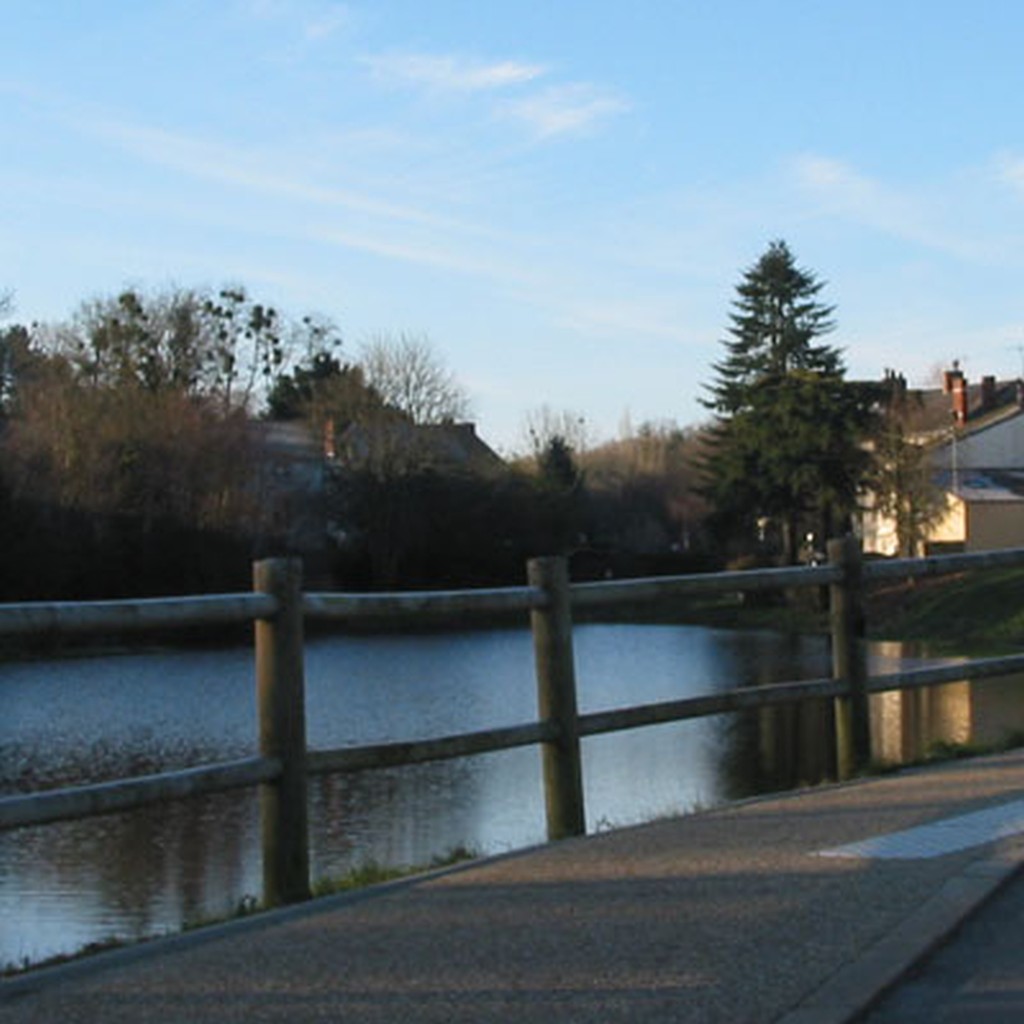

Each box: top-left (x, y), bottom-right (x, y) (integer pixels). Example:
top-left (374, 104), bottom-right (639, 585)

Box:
top-left (251, 418), bottom-right (507, 583)
top-left (861, 365), bottom-right (1024, 555)
top-left (332, 419), bottom-right (505, 477)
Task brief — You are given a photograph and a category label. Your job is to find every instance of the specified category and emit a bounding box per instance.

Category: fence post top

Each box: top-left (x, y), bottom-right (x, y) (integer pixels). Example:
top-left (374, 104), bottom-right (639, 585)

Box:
top-left (827, 536), bottom-right (862, 563)
top-left (254, 556), bottom-right (303, 573)
top-left (526, 555), bottom-right (570, 584)
top-left (526, 554), bottom-right (568, 570)
top-left (253, 558), bottom-right (304, 590)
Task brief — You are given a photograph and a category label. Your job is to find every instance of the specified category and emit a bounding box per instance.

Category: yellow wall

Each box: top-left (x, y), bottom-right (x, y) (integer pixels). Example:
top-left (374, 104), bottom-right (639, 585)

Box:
top-left (928, 494), bottom-right (966, 548)
top-left (864, 492), bottom-right (965, 556)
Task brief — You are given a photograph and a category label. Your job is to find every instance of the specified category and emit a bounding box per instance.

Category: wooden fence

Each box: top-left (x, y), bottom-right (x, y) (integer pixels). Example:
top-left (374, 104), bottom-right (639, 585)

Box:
top-left (4, 539), bottom-right (1024, 908)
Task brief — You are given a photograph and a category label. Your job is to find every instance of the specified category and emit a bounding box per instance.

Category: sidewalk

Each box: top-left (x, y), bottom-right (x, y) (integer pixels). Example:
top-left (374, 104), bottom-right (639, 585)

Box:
top-left (4, 750), bottom-right (1024, 1024)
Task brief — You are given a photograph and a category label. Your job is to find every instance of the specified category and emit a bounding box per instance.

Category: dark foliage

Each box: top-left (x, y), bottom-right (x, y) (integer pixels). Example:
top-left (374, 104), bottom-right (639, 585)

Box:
top-left (702, 241), bottom-right (878, 564)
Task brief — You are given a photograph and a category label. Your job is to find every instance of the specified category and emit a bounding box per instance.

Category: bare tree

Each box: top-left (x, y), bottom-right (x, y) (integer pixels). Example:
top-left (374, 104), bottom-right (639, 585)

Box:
top-left (359, 332), bottom-right (470, 425)
top-left (520, 404), bottom-right (591, 461)
top-left (0, 286), bottom-right (300, 540)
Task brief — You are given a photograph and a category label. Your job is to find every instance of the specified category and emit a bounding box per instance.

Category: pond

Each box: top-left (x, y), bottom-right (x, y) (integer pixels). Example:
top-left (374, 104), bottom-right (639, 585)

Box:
top-left (2, 623), bottom-right (1005, 971)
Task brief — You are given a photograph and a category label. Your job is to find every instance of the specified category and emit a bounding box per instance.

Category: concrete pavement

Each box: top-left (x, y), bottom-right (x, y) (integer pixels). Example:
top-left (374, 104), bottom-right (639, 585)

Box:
top-left (4, 750), bottom-right (1024, 1023)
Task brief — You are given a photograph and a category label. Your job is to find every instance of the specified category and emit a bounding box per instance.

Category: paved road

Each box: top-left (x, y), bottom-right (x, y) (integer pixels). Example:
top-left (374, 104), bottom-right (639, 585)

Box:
top-left (4, 750), bottom-right (1024, 1023)
top-left (863, 861), bottom-right (1024, 1022)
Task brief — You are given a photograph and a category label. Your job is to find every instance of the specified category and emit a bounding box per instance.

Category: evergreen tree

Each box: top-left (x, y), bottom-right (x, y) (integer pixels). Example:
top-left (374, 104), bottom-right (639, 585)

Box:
top-left (702, 241), bottom-right (876, 564)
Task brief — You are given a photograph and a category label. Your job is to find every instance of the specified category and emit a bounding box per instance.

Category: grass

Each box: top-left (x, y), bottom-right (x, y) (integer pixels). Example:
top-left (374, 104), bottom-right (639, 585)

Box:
top-left (623, 563), bottom-right (1024, 652)
top-left (589, 562), bottom-right (1024, 652)
top-left (861, 729), bottom-right (1024, 777)
top-left (864, 566), bottom-right (1024, 653)
top-left (1, 936), bottom-right (131, 978)
top-left (310, 844), bottom-right (477, 898)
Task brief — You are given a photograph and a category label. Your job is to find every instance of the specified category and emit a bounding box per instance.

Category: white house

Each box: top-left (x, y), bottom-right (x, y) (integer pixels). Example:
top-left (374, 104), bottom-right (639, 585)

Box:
top-left (861, 367), bottom-right (1024, 555)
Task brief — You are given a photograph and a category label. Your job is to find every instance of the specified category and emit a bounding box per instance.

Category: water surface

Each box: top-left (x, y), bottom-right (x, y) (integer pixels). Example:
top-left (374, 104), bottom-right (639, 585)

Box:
top-left (1, 623), bottom-right (840, 968)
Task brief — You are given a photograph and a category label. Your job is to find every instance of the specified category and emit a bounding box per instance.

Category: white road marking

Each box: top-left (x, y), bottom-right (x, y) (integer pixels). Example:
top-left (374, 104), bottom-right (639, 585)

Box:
top-left (817, 799), bottom-right (1024, 860)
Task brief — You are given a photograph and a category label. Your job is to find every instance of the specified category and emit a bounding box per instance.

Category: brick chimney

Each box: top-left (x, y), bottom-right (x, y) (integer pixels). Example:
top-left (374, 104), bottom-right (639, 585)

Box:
top-left (943, 362), bottom-right (967, 427)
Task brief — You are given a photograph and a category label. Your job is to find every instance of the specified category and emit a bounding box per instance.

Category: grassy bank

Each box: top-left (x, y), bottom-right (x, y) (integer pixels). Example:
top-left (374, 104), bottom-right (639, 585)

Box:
top-left (864, 566), bottom-right (1024, 653)
top-left (615, 564), bottom-right (1024, 654)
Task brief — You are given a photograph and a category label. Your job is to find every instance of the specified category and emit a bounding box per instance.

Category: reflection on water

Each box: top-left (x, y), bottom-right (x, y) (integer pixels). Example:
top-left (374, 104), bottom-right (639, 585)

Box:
top-left (868, 641), bottom-right (1024, 764)
top-left (2, 625), bottom-right (1021, 970)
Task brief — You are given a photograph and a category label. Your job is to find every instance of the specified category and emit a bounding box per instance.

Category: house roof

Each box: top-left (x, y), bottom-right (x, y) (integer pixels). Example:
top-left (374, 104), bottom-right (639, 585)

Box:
top-left (935, 467), bottom-right (1024, 503)
top-left (903, 378), bottom-right (1022, 440)
top-left (255, 420), bottom-right (323, 460)
top-left (336, 420), bottom-right (504, 475)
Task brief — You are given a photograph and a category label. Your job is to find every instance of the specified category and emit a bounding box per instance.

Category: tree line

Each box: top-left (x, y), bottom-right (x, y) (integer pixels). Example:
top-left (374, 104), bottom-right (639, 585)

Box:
top-left (0, 287), bottom-right (708, 598)
top-left (0, 243), bottom-right (930, 599)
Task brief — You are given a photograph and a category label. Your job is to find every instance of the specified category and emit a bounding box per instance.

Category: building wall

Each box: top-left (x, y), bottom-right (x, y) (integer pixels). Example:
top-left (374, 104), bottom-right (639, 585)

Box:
top-left (859, 502), bottom-right (899, 557)
top-left (965, 501), bottom-right (1024, 551)
top-left (929, 494), bottom-right (966, 548)
top-left (861, 491), bottom-right (965, 557)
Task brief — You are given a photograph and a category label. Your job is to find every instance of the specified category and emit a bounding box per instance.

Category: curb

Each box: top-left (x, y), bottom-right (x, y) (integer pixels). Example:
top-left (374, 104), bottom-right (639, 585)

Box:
top-left (776, 837), bottom-right (1024, 1024)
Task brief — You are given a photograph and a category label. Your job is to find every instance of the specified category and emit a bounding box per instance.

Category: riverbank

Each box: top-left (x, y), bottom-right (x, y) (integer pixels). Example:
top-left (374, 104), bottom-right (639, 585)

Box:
top-left (642, 565), bottom-right (1024, 655)
top-left (863, 566), bottom-right (1024, 652)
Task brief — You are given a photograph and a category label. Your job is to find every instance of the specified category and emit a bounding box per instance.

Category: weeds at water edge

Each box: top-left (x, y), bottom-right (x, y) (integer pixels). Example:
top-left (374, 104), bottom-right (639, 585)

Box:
top-left (860, 730), bottom-right (1024, 777)
top-left (4, 846), bottom-right (478, 978)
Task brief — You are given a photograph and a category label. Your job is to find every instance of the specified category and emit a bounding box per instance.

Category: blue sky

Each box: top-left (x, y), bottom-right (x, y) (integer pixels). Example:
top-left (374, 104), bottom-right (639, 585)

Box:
top-left (6, 1), bottom-right (1024, 452)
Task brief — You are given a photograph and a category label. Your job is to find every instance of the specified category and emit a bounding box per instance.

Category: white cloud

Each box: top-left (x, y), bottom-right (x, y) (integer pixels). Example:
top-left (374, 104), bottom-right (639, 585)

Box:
top-left (552, 294), bottom-right (685, 344)
top-left (234, 0), bottom-right (290, 17)
top-left (498, 83), bottom-right (630, 140)
top-left (359, 49), bottom-right (629, 141)
top-left (794, 154), bottom-right (897, 219)
top-left (361, 52), bottom-right (546, 93)
top-left (303, 5), bottom-right (351, 40)
top-left (792, 154), bottom-right (1001, 263)
top-left (996, 154), bottom-right (1024, 197)
top-left (234, 0), bottom-right (352, 46)
top-left (85, 116), bottom-right (459, 231)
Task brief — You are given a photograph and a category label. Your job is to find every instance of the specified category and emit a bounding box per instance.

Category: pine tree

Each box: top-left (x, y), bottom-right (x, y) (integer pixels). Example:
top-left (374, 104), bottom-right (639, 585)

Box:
top-left (702, 241), bottom-right (875, 564)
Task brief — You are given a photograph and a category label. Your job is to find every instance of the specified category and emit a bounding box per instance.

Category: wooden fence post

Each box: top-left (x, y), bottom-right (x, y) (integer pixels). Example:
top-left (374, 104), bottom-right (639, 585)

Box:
top-left (828, 536), bottom-right (871, 780)
top-left (528, 556), bottom-right (586, 840)
top-left (254, 558), bottom-right (311, 906)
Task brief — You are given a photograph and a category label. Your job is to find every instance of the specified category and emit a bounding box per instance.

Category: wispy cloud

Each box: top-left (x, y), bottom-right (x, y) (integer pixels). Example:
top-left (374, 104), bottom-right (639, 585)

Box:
top-left (50, 103), bottom-right (554, 290)
top-left (995, 153), bottom-right (1024, 198)
top-left (361, 52), bottom-right (545, 93)
top-left (793, 154), bottom-right (1001, 263)
top-left (360, 49), bottom-right (629, 140)
top-left (234, 0), bottom-right (351, 43)
top-left (553, 293), bottom-right (686, 343)
top-left (498, 83), bottom-right (630, 140)
top-left (303, 5), bottom-right (351, 40)
top-left (86, 116), bottom-right (457, 231)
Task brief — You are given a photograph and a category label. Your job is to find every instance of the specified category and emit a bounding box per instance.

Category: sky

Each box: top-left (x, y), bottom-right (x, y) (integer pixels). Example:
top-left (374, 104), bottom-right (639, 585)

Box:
top-left (6, 1), bottom-right (1024, 453)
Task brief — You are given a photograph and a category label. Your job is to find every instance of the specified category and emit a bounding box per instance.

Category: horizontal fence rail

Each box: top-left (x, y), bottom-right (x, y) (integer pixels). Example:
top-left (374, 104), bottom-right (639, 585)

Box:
top-left (0, 593), bottom-right (277, 637)
top-left (569, 562), bottom-right (842, 609)
top-left (3, 542), bottom-right (1024, 910)
top-left (863, 547), bottom-right (1024, 583)
top-left (577, 677), bottom-right (847, 738)
top-left (307, 722), bottom-right (559, 776)
top-left (302, 585), bottom-right (545, 623)
top-left (868, 653), bottom-right (1024, 694)
top-left (0, 756), bottom-right (281, 831)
